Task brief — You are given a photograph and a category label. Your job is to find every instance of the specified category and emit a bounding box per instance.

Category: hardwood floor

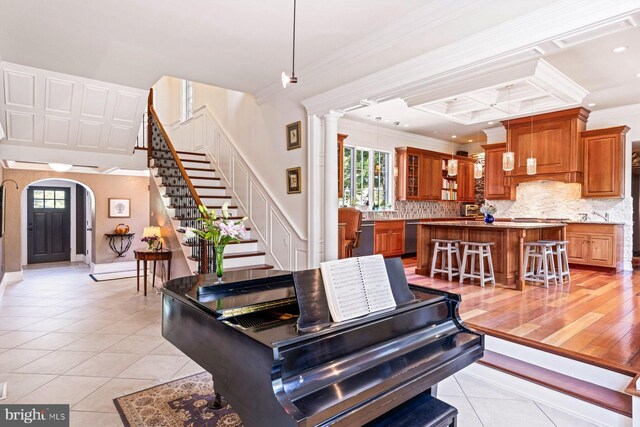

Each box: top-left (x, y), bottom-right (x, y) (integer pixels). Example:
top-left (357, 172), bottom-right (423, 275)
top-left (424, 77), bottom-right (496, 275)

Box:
top-left (403, 257), bottom-right (640, 373)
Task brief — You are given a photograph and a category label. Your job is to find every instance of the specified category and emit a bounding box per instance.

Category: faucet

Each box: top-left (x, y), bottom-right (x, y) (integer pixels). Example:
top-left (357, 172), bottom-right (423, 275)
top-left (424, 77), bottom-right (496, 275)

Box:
top-left (577, 213), bottom-right (588, 222)
top-left (591, 211), bottom-right (609, 222)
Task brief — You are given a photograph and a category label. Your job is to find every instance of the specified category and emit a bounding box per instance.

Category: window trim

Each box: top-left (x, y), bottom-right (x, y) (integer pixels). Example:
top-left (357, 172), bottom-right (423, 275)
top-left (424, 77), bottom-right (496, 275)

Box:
top-left (342, 145), bottom-right (391, 210)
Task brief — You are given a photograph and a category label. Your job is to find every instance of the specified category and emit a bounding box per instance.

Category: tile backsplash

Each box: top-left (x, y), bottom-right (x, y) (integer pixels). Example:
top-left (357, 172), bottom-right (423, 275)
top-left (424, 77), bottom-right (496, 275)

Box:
top-left (362, 200), bottom-right (462, 220)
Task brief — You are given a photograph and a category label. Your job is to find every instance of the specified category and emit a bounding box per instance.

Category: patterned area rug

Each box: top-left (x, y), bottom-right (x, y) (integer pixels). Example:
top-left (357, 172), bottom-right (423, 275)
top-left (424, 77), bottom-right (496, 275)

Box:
top-left (113, 372), bottom-right (243, 426)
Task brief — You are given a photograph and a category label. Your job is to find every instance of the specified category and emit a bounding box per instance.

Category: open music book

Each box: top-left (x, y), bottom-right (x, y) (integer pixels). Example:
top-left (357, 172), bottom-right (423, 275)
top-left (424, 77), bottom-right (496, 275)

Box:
top-left (320, 255), bottom-right (396, 322)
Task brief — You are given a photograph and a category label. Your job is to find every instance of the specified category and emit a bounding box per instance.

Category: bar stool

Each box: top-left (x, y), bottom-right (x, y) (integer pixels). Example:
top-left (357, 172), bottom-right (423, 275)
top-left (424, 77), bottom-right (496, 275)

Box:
top-left (539, 240), bottom-right (571, 284)
top-left (459, 242), bottom-right (496, 287)
top-left (430, 239), bottom-right (462, 282)
top-left (523, 242), bottom-right (558, 287)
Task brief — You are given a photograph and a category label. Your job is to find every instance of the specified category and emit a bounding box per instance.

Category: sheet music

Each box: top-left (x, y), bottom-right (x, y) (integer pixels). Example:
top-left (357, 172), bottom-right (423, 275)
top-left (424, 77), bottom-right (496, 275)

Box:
top-left (358, 255), bottom-right (396, 312)
top-left (320, 255), bottom-right (396, 322)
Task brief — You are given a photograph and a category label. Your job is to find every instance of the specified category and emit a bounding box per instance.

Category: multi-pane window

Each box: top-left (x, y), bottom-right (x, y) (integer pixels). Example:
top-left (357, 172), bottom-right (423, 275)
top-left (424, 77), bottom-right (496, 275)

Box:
top-left (342, 147), bottom-right (390, 210)
top-left (181, 80), bottom-right (193, 121)
top-left (33, 190), bottom-right (66, 209)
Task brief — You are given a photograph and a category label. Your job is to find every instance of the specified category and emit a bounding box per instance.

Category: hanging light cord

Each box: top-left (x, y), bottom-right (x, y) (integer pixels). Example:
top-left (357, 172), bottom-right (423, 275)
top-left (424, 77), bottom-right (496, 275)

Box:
top-left (530, 99), bottom-right (534, 158)
top-left (291, 0), bottom-right (297, 77)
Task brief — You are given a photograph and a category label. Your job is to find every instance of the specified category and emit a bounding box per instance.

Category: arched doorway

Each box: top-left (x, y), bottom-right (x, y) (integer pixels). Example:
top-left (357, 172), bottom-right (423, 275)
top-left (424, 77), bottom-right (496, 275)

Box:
top-left (20, 178), bottom-right (96, 266)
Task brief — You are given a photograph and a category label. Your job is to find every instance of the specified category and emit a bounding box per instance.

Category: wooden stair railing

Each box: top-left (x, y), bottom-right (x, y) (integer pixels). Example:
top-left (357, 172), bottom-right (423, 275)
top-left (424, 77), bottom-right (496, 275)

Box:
top-left (147, 88), bottom-right (211, 274)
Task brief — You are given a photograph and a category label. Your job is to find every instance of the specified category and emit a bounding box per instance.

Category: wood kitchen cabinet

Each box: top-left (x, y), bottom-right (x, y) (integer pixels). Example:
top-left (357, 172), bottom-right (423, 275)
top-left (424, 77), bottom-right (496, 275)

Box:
top-left (374, 220), bottom-right (405, 257)
top-left (396, 147), bottom-right (474, 201)
top-left (566, 223), bottom-right (623, 271)
top-left (582, 126), bottom-right (629, 198)
top-left (502, 108), bottom-right (589, 185)
top-left (482, 143), bottom-right (515, 200)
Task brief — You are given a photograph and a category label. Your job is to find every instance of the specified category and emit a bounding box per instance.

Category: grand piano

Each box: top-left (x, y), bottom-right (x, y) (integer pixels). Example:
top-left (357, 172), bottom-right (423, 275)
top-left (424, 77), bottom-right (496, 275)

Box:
top-left (162, 258), bottom-right (483, 426)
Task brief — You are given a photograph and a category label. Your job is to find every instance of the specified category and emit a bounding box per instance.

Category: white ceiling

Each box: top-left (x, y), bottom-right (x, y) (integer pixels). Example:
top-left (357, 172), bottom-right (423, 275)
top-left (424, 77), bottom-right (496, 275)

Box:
top-left (0, 0), bottom-right (557, 97)
top-left (346, 24), bottom-right (640, 143)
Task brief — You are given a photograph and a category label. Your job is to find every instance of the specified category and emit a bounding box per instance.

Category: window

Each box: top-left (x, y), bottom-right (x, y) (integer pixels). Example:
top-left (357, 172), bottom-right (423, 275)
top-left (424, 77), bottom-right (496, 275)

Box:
top-left (342, 147), bottom-right (390, 210)
top-left (33, 189), bottom-right (66, 209)
top-left (181, 80), bottom-right (193, 121)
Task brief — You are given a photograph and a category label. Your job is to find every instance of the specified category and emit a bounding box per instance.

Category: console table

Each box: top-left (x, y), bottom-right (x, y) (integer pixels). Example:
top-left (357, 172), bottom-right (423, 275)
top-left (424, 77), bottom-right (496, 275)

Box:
top-left (105, 233), bottom-right (135, 257)
top-left (134, 249), bottom-right (172, 296)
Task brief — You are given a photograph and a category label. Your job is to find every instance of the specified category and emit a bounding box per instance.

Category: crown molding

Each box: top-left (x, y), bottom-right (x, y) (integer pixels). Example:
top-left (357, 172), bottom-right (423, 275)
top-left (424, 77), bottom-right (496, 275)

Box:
top-left (254, 0), bottom-right (494, 104)
top-left (589, 103), bottom-right (640, 121)
top-left (482, 127), bottom-right (507, 144)
top-left (301, 0), bottom-right (640, 116)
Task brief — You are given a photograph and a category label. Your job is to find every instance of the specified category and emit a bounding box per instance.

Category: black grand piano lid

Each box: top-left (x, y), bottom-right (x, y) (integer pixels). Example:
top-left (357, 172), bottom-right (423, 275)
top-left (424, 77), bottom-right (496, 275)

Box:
top-left (292, 257), bottom-right (417, 332)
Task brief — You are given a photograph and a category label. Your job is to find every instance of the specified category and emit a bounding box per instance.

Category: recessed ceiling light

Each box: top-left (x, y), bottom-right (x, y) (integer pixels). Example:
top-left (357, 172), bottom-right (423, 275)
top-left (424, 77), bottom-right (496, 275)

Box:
top-left (384, 119), bottom-right (390, 122)
top-left (452, 135), bottom-right (457, 138)
top-left (636, 72), bottom-right (640, 78)
top-left (587, 103), bottom-right (596, 107)
top-left (432, 131), bottom-right (438, 134)
top-left (468, 139), bottom-right (473, 142)
top-left (487, 121), bottom-right (494, 125)
top-left (404, 124), bottom-right (409, 127)
top-left (613, 46), bottom-right (628, 53)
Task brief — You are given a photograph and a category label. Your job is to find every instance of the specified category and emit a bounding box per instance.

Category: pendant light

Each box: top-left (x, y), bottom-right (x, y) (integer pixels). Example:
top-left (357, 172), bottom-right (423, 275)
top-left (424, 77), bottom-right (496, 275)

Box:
top-left (447, 99), bottom-right (458, 176)
top-left (474, 127), bottom-right (483, 179)
top-left (526, 98), bottom-right (537, 175)
top-left (502, 85), bottom-right (515, 171)
top-left (281, 0), bottom-right (298, 88)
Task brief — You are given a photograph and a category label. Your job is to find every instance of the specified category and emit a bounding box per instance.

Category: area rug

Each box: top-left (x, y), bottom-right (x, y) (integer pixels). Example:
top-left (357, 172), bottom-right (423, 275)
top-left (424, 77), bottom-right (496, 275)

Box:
top-left (113, 372), bottom-right (243, 426)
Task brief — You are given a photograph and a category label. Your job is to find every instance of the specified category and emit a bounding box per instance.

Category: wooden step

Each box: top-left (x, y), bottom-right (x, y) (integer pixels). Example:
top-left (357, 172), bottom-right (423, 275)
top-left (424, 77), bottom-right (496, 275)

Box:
top-left (173, 216), bottom-right (245, 221)
top-left (478, 350), bottom-right (632, 417)
top-left (182, 239), bottom-right (258, 247)
top-left (188, 251), bottom-right (265, 262)
top-left (160, 184), bottom-right (226, 190)
top-left (176, 225), bottom-right (251, 232)
top-left (192, 264), bottom-right (274, 275)
top-left (164, 194), bottom-right (231, 199)
top-left (169, 204), bottom-right (238, 210)
top-left (176, 150), bottom-right (206, 156)
top-left (182, 159), bottom-right (210, 164)
top-left (185, 167), bottom-right (215, 172)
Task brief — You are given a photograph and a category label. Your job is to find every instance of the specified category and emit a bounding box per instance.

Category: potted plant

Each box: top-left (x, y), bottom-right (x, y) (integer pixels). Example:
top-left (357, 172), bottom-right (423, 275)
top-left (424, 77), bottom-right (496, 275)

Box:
top-left (480, 203), bottom-right (497, 224)
top-left (185, 203), bottom-right (248, 282)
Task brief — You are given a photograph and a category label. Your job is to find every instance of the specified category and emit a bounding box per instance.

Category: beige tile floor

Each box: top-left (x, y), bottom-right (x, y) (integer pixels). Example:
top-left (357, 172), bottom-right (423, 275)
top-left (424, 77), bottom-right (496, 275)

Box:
top-left (0, 263), bottom-right (601, 426)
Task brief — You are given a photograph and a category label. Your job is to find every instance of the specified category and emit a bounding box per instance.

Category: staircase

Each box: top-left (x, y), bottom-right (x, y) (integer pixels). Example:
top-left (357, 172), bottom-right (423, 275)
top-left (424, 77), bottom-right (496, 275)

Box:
top-left (147, 94), bottom-right (273, 275)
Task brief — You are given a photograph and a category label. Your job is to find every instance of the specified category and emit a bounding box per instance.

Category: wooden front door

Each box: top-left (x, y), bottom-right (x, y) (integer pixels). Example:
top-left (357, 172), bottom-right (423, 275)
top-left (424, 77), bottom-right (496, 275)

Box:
top-left (27, 187), bottom-right (71, 264)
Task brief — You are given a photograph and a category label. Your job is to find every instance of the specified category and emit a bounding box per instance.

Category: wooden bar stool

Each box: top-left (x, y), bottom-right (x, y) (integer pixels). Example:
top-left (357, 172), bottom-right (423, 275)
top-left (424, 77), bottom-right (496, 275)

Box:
top-left (539, 240), bottom-right (571, 284)
top-left (459, 242), bottom-right (495, 287)
top-left (523, 242), bottom-right (558, 287)
top-left (430, 239), bottom-right (462, 282)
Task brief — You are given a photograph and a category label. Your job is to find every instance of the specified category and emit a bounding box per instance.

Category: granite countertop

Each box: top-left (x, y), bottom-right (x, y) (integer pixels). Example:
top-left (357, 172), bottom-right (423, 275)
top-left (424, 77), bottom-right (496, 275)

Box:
top-left (363, 217), bottom-right (471, 223)
top-left (564, 221), bottom-right (626, 225)
top-left (420, 221), bottom-right (566, 229)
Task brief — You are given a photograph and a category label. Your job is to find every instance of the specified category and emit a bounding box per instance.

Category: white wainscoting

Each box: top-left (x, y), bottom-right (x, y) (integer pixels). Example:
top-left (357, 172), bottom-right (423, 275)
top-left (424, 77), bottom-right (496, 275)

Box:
top-left (170, 106), bottom-right (308, 271)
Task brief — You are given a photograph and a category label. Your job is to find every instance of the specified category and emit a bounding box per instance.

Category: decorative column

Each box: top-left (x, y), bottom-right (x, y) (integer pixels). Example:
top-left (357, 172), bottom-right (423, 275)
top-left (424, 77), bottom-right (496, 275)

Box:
top-left (323, 111), bottom-right (343, 261)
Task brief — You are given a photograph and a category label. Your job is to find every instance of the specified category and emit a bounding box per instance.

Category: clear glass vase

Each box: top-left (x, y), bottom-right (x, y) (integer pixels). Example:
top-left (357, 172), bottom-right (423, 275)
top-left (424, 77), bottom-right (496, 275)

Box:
top-left (215, 245), bottom-right (225, 282)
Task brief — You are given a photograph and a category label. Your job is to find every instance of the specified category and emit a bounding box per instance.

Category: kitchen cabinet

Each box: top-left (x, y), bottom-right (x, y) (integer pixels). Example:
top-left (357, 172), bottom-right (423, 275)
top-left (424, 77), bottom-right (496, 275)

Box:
top-left (396, 147), bottom-right (474, 201)
top-left (502, 108), bottom-right (589, 185)
top-left (482, 143), bottom-right (515, 200)
top-left (566, 223), bottom-right (623, 271)
top-left (337, 133), bottom-right (348, 199)
top-left (374, 220), bottom-right (405, 257)
top-left (582, 126), bottom-right (629, 198)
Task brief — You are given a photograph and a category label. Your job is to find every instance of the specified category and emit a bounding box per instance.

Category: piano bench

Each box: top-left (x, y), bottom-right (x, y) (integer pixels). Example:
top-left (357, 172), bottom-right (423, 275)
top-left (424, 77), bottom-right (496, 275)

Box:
top-left (364, 392), bottom-right (457, 427)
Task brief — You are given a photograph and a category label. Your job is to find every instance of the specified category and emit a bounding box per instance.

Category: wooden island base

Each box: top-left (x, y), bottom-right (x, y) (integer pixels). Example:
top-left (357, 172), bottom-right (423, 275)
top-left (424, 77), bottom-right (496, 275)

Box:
top-left (416, 221), bottom-right (566, 290)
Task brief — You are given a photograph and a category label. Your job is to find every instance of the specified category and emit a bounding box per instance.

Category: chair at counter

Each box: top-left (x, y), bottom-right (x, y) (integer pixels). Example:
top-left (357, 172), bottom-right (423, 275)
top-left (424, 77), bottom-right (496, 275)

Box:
top-left (338, 207), bottom-right (362, 258)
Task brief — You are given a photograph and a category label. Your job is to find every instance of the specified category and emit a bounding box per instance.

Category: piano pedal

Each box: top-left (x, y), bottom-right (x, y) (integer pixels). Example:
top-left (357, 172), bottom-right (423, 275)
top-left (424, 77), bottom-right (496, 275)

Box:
top-left (207, 391), bottom-right (228, 411)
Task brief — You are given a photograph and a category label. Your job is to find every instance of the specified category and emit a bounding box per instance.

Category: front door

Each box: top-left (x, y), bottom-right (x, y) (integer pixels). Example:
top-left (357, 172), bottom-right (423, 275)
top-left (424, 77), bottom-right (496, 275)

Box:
top-left (27, 187), bottom-right (71, 264)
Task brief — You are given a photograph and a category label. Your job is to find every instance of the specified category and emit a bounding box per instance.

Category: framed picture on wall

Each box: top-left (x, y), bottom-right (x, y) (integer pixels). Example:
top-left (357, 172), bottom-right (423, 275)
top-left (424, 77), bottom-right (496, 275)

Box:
top-left (287, 167), bottom-right (301, 194)
top-left (109, 198), bottom-right (130, 218)
top-left (286, 121), bottom-right (302, 150)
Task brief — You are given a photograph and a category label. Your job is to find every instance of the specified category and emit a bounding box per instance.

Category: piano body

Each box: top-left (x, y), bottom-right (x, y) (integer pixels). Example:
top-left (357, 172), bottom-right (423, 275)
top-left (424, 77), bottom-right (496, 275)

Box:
top-left (162, 258), bottom-right (483, 427)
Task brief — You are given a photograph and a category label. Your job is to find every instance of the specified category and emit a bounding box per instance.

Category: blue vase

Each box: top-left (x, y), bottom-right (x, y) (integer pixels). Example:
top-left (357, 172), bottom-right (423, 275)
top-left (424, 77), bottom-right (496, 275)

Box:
top-left (484, 214), bottom-right (495, 224)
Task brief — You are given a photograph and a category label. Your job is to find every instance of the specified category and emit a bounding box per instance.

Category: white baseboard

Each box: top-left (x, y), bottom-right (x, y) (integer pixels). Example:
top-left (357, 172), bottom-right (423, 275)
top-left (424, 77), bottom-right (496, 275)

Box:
top-left (90, 261), bottom-right (137, 274)
top-left (71, 254), bottom-right (87, 263)
top-left (624, 261), bottom-right (633, 271)
top-left (0, 271), bottom-right (24, 304)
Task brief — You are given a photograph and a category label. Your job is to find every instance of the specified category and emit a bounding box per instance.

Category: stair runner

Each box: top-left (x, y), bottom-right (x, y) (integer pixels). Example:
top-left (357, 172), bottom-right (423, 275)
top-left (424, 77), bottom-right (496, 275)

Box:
top-left (151, 145), bottom-right (273, 274)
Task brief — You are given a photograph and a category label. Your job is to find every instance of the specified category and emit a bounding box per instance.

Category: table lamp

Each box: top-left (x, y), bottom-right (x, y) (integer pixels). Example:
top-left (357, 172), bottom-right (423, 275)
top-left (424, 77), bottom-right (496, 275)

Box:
top-left (143, 226), bottom-right (162, 250)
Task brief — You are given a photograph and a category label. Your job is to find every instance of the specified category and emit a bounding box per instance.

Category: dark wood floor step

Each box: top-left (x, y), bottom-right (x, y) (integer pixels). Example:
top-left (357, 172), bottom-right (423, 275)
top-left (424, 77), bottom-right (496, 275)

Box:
top-left (188, 251), bottom-right (265, 262)
top-left (173, 216), bottom-right (245, 221)
top-left (182, 239), bottom-right (258, 247)
top-left (161, 184), bottom-right (225, 190)
top-left (478, 350), bottom-right (632, 417)
top-left (176, 226), bottom-right (251, 233)
top-left (191, 264), bottom-right (274, 275)
top-left (185, 167), bottom-right (215, 172)
top-left (181, 159), bottom-right (210, 164)
top-left (188, 176), bottom-right (220, 181)
top-left (176, 150), bottom-right (206, 156)
top-left (169, 204), bottom-right (238, 210)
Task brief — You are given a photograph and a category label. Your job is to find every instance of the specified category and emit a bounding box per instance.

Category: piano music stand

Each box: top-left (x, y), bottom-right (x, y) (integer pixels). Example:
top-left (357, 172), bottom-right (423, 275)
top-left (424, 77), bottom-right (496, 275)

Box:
top-left (292, 257), bottom-right (415, 331)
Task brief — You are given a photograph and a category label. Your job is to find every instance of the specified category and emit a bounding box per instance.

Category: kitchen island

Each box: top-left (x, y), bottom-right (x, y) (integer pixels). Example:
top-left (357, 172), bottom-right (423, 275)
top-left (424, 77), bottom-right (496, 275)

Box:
top-left (416, 221), bottom-right (566, 290)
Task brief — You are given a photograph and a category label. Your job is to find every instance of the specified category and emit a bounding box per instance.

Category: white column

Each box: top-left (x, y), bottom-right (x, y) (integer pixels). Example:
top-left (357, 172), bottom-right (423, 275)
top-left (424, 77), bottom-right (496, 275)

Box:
top-left (323, 111), bottom-right (343, 261)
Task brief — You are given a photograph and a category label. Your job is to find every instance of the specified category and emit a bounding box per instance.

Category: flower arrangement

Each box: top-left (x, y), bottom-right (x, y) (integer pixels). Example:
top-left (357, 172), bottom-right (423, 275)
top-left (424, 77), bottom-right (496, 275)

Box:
top-left (480, 203), bottom-right (497, 216)
top-left (141, 235), bottom-right (159, 251)
top-left (185, 202), bottom-right (248, 281)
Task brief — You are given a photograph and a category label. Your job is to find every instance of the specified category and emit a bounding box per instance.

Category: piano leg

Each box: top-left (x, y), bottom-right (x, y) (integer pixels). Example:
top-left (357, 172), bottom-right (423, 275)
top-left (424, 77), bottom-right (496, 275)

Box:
top-left (207, 376), bottom-right (228, 410)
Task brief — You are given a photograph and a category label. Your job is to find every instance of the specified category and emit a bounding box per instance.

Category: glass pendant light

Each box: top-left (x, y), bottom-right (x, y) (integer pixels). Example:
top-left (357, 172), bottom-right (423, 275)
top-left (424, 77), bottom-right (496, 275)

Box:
top-left (474, 128), bottom-right (483, 179)
top-left (526, 99), bottom-right (537, 175)
top-left (447, 99), bottom-right (458, 176)
top-left (502, 85), bottom-right (515, 171)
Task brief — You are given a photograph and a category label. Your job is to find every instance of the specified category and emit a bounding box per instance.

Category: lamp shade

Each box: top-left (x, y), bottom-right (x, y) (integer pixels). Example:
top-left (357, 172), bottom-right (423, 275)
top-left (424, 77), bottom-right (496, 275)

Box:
top-left (143, 226), bottom-right (161, 238)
